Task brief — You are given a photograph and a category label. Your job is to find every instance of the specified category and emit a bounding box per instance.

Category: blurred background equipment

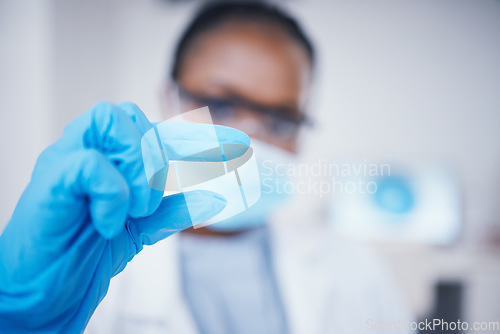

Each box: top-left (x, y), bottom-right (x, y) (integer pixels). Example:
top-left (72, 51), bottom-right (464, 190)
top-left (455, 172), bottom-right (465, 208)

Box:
top-left (419, 281), bottom-right (463, 334)
top-left (330, 164), bottom-right (461, 245)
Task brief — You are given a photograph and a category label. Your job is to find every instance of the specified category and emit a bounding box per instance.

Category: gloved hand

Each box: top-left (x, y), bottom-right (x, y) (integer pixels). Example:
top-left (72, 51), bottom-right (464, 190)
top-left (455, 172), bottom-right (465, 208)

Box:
top-left (0, 102), bottom-right (249, 333)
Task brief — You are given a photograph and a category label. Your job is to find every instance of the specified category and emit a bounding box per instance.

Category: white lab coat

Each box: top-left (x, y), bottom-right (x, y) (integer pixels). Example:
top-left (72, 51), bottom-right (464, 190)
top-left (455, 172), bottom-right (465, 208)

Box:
top-left (85, 217), bottom-right (413, 334)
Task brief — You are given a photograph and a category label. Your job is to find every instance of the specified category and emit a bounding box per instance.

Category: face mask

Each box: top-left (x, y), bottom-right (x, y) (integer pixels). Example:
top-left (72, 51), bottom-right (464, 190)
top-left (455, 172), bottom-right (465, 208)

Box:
top-left (208, 138), bottom-right (296, 232)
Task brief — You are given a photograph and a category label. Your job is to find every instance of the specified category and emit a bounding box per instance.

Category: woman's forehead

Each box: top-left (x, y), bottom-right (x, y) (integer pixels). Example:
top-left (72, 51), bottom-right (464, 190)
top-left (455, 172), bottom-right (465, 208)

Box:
top-left (177, 22), bottom-right (311, 106)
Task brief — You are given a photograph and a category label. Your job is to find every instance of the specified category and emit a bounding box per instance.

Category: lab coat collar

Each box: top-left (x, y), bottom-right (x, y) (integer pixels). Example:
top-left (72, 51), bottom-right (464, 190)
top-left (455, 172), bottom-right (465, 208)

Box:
top-left (269, 219), bottom-right (333, 334)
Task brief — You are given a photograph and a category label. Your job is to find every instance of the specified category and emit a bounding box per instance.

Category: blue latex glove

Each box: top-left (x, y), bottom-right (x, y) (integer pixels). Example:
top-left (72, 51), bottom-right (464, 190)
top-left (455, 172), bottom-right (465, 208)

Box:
top-left (0, 102), bottom-right (250, 333)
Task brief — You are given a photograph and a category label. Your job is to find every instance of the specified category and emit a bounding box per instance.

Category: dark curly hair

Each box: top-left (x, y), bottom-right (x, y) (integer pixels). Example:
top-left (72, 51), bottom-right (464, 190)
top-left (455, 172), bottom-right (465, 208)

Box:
top-left (170, 1), bottom-right (315, 80)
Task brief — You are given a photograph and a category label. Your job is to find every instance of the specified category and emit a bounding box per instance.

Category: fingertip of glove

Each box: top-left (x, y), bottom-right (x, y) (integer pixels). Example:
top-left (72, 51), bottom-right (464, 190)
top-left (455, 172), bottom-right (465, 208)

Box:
top-left (117, 101), bottom-right (141, 114)
top-left (213, 125), bottom-right (251, 147)
top-left (185, 190), bottom-right (227, 224)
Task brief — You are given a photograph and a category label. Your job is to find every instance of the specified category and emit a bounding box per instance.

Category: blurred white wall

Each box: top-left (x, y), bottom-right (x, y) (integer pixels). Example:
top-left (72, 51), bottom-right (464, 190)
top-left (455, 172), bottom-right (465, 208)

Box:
top-left (1, 0), bottom-right (499, 325)
top-left (294, 0), bottom-right (500, 244)
top-left (0, 0), bottom-right (52, 227)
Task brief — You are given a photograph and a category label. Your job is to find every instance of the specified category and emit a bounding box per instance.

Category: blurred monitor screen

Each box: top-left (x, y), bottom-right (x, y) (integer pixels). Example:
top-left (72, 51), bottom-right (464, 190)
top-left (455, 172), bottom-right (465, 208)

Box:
top-left (328, 163), bottom-right (461, 245)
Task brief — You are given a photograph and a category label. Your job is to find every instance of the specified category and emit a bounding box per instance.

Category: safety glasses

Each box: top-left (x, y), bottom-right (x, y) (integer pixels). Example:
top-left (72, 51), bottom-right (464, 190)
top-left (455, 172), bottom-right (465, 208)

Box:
top-left (177, 85), bottom-right (313, 141)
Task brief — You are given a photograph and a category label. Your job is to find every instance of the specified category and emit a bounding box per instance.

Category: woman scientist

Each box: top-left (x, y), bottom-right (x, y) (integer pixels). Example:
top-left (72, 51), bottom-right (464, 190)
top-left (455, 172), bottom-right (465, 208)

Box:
top-left (0, 1), bottom-right (413, 333)
top-left (87, 2), bottom-right (413, 334)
